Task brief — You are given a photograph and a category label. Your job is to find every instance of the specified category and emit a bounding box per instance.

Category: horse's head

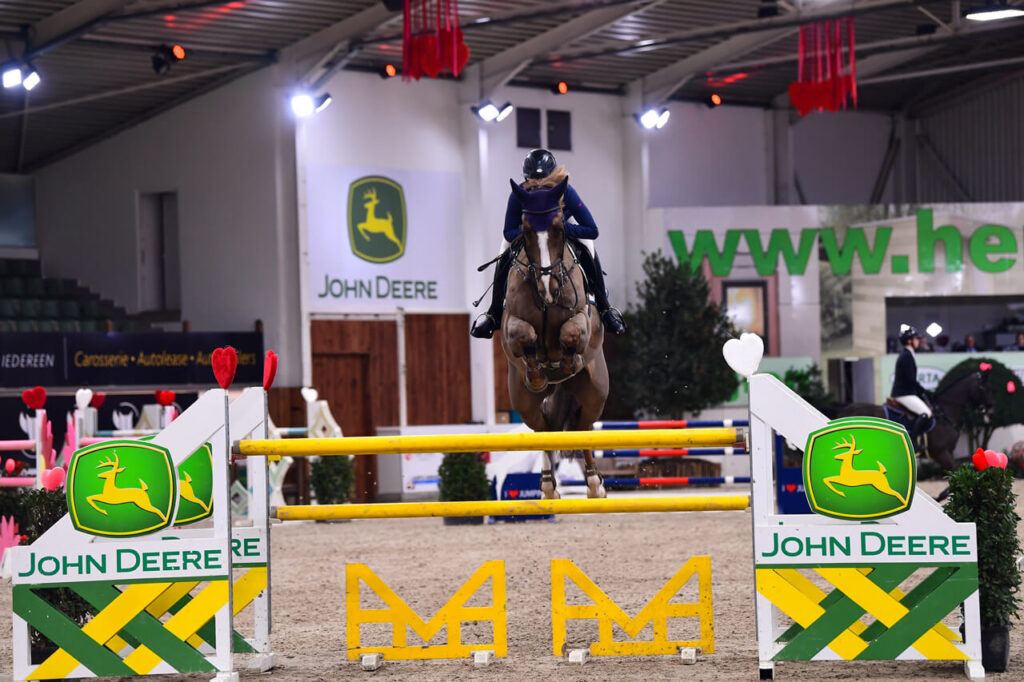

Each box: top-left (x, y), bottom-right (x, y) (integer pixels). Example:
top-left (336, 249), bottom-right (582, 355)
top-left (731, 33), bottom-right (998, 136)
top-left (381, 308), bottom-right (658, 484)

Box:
top-left (510, 176), bottom-right (567, 237)
top-left (973, 363), bottom-right (996, 422)
top-left (509, 177), bottom-right (571, 303)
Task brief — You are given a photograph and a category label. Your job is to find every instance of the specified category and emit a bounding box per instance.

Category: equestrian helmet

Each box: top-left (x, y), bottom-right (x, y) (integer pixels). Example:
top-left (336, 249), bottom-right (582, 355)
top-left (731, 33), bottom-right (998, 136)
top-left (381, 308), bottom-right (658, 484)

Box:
top-left (523, 149), bottom-right (556, 179)
top-left (898, 326), bottom-right (920, 345)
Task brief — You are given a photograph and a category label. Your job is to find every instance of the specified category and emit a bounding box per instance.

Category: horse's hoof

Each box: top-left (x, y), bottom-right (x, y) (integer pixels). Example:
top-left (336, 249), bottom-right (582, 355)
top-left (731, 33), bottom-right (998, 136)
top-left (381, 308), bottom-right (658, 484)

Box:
top-left (587, 485), bottom-right (606, 499)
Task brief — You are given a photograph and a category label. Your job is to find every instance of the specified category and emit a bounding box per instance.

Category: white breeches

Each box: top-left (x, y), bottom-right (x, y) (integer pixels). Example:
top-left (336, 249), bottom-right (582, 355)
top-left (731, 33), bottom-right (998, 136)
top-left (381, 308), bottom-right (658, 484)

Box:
top-left (893, 394), bottom-right (932, 417)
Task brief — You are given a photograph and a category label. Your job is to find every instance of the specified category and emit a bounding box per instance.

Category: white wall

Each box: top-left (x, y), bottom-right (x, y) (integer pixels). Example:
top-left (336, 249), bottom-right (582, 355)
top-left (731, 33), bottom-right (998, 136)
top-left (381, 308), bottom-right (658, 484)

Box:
top-left (648, 102), bottom-right (772, 207)
top-left (33, 67), bottom-right (303, 385)
top-left (791, 111), bottom-right (895, 204)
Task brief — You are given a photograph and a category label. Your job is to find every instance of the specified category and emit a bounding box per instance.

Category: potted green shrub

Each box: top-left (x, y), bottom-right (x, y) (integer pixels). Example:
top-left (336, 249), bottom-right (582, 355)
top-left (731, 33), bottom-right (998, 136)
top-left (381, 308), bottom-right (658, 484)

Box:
top-left (311, 455), bottom-right (354, 522)
top-left (20, 488), bottom-right (92, 663)
top-left (944, 448), bottom-right (1021, 672)
top-left (438, 452), bottom-right (490, 526)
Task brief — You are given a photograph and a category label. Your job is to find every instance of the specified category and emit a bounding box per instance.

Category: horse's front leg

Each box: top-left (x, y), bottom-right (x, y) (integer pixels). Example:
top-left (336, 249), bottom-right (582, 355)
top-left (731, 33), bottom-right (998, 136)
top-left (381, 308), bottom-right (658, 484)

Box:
top-left (540, 450), bottom-right (560, 500)
top-left (580, 448), bottom-right (606, 499)
top-left (504, 314), bottom-right (547, 391)
top-left (557, 312), bottom-right (590, 378)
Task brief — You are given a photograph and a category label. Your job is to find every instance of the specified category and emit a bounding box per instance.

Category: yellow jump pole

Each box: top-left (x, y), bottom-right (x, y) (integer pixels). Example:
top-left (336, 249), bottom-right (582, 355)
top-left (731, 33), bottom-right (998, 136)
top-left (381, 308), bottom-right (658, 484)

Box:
top-left (237, 427), bottom-right (742, 457)
top-left (274, 495), bottom-right (750, 521)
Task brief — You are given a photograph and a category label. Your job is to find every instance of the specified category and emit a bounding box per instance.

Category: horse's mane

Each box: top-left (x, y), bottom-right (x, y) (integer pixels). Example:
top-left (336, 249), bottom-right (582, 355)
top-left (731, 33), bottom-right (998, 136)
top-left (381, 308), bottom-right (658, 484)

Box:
top-left (522, 166), bottom-right (569, 191)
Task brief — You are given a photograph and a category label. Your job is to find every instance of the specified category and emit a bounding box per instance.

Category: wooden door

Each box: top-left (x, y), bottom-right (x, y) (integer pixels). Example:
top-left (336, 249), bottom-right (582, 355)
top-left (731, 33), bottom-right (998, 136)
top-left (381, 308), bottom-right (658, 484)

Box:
top-left (312, 352), bottom-right (376, 502)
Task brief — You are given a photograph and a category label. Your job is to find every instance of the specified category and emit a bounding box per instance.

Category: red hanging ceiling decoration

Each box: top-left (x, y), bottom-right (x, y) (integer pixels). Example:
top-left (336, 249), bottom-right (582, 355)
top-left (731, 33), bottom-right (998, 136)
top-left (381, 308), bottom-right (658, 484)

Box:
top-left (787, 17), bottom-right (857, 116)
top-left (402, 0), bottom-right (470, 81)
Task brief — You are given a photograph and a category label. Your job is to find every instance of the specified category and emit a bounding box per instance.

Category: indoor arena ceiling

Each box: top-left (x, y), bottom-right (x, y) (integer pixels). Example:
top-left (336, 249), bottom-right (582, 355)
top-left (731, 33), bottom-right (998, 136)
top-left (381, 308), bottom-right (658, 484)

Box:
top-left (1, 0), bottom-right (1023, 173)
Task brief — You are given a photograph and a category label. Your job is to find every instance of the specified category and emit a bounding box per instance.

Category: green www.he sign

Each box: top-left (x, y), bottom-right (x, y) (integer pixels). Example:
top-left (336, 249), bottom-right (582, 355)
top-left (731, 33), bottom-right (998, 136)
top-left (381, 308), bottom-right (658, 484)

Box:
top-left (669, 209), bottom-right (1019, 277)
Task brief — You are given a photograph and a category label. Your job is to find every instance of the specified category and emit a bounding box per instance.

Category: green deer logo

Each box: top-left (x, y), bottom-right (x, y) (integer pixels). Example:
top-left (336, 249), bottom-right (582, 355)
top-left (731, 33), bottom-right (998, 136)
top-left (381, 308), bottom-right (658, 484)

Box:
top-left (822, 435), bottom-right (907, 506)
top-left (87, 451), bottom-right (168, 522)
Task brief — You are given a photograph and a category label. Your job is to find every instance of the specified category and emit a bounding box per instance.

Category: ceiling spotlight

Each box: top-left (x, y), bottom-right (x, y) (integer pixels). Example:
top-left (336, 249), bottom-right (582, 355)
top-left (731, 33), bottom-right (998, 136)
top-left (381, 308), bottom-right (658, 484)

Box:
top-left (965, 2), bottom-right (1024, 21)
top-left (22, 67), bottom-right (40, 91)
top-left (637, 108), bottom-right (670, 129)
top-left (290, 93), bottom-right (315, 118)
top-left (381, 64), bottom-right (397, 78)
top-left (473, 101), bottom-right (513, 122)
top-left (554, 81), bottom-right (568, 95)
top-left (152, 44), bottom-right (185, 76)
top-left (314, 93), bottom-right (332, 113)
top-left (3, 64), bottom-right (22, 89)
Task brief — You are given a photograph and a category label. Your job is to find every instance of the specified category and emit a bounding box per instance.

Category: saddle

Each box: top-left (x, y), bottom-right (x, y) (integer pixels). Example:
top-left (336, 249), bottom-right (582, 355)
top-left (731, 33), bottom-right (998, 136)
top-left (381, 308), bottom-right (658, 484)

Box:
top-left (882, 398), bottom-right (936, 435)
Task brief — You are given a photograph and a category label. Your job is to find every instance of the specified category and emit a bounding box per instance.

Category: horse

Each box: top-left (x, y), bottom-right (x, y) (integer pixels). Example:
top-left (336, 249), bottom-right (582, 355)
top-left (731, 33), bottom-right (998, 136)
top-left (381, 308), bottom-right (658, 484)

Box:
top-left (838, 369), bottom-right (993, 471)
top-left (499, 176), bottom-right (609, 500)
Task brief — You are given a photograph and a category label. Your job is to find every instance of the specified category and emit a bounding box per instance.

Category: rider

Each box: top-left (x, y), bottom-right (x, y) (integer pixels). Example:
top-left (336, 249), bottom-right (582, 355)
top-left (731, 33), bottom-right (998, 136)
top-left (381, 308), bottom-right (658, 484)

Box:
top-left (470, 148), bottom-right (627, 339)
top-left (891, 326), bottom-right (934, 445)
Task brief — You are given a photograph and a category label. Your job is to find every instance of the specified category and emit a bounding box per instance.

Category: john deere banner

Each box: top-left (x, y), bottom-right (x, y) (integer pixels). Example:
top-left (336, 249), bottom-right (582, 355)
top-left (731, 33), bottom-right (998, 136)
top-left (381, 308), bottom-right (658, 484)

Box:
top-left (0, 332), bottom-right (262, 387)
top-left (306, 165), bottom-right (464, 313)
top-left (655, 204), bottom-right (1024, 356)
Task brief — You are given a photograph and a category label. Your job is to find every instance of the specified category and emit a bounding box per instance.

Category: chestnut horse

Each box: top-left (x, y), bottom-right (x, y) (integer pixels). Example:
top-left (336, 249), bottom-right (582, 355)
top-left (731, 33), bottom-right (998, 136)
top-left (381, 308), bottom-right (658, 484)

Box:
top-left (500, 176), bottom-right (608, 499)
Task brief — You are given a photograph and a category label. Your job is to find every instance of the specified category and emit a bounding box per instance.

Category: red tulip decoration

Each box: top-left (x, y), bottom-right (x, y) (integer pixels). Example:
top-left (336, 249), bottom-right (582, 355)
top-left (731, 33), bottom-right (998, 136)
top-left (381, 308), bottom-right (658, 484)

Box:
top-left (972, 447), bottom-right (1009, 471)
top-left (21, 386), bottom-right (46, 411)
top-left (211, 347), bottom-right (238, 390)
top-left (263, 350), bottom-right (279, 391)
top-left (154, 390), bottom-right (176, 407)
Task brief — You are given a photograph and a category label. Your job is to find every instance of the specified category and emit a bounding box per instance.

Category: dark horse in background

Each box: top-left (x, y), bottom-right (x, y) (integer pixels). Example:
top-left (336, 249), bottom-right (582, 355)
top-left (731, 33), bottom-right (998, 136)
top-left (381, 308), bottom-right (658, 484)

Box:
top-left (500, 176), bottom-right (608, 500)
top-left (839, 368), bottom-right (993, 471)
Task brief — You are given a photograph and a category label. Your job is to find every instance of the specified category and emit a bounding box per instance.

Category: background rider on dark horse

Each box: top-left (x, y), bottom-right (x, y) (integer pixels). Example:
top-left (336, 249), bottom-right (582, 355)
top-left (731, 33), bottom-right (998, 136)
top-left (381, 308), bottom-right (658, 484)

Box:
top-left (471, 148), bottom-right (627, 339)
top-left (891, 325), bottom-right (934, 448)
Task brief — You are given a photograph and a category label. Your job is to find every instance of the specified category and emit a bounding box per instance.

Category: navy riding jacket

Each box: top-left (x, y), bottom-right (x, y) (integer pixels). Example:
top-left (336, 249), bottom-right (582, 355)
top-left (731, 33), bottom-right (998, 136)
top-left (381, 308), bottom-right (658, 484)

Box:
top-left (891, 347), bottom-right (926, 397)
top-left (503, 183), bottom-right (598, 243)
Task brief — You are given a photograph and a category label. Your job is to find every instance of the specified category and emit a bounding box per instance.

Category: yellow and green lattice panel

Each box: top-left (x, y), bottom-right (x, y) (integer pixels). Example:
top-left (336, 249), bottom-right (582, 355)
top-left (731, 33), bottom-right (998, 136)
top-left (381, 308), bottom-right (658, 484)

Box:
top-left (756, 562), bottom-right (977, 661)
top-left (14, 567), bottom-right (267, 679)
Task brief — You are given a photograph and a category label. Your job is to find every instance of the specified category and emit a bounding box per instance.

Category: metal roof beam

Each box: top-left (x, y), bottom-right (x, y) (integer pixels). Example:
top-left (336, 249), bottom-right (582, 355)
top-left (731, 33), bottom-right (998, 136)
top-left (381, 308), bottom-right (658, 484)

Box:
top-left (640, 28), bottom-right (796, 108)
top-left (280, 3), bottom-right (399, 85)
top-left (27, 0), bottom-right (133, 53)
top-left (479, 0), bottom-right (663, 99)
top-left (538, 0), bottom-right (949, 64)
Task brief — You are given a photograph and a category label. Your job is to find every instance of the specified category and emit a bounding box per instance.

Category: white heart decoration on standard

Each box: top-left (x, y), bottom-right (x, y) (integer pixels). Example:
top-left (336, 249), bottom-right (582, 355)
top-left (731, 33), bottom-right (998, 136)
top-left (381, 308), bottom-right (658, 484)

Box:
top-left (722, 332), bottom-right (764, 378)
top-left (300, 387), bottom-right (319, 404)
top-left (75, 388), bottom-right (94, 411)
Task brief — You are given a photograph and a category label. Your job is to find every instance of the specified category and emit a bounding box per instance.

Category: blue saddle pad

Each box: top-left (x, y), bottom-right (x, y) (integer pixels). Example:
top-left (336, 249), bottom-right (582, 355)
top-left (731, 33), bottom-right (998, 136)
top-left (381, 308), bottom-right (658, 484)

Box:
top-left (883, 403), bottom-right (936, 434)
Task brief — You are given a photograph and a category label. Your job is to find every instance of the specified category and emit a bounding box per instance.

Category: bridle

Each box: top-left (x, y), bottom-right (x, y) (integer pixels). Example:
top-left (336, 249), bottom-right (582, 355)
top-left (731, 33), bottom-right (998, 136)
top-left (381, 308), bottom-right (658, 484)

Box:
top-left (510, 219), bottom-right (583, 316)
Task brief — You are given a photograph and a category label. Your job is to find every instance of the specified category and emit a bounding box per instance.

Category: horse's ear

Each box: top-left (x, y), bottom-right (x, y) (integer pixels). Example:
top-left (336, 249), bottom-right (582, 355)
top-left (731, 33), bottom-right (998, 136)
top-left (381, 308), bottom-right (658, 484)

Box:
top-left (510, 178), bottom-right (528, 202)
top-left (553, 175), bottom-right (569, 198)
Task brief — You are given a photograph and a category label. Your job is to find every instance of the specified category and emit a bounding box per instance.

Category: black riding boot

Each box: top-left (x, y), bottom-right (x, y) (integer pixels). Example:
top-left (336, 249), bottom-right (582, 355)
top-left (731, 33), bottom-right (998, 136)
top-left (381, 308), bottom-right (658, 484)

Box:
top-left (574, 244), bottom-right (626, 335)
top-left (909, 413), bottom-right (930, 452)
top-left (471, 250), bottom-right (512, 339)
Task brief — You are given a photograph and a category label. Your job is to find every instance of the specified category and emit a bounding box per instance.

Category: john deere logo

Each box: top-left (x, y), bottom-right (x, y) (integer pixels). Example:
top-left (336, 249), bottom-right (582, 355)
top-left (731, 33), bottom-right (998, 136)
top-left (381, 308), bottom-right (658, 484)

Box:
top-left (803, 417), bottom-right (916, 520)
top-left (348, 176), bottom-right (406, 263)
top-left (67, 441), bottom-right (176, 537)
top-left (174, 443), bottom-right (213, 525)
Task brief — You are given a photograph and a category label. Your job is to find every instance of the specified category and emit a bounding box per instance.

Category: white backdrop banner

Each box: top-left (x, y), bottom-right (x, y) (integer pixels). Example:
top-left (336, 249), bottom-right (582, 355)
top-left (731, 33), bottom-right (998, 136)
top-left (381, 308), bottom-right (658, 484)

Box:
top-left (306, 165), bottom-right (464, 313)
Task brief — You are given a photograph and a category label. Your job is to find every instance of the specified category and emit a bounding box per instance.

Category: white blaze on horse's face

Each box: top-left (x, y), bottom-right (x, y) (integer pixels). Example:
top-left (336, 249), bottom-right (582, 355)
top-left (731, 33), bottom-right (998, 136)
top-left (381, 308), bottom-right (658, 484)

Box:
top-left (536, 230), bottom-right (553, 303)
